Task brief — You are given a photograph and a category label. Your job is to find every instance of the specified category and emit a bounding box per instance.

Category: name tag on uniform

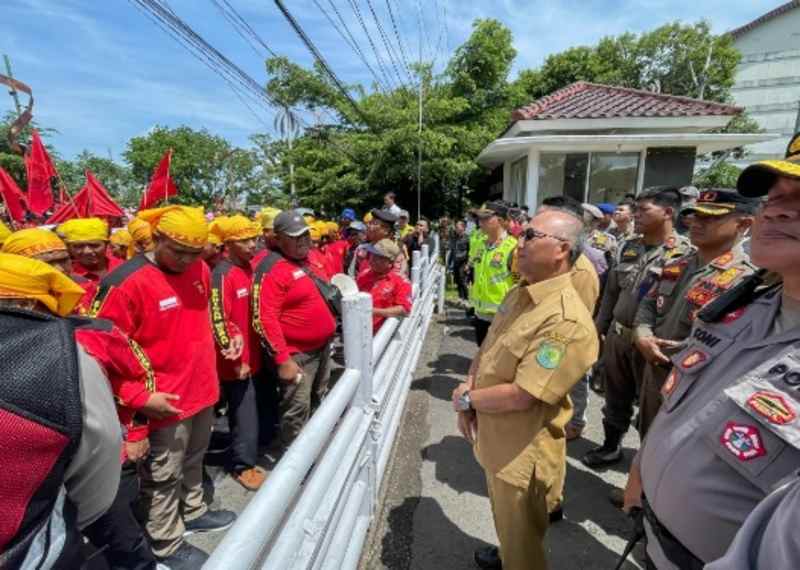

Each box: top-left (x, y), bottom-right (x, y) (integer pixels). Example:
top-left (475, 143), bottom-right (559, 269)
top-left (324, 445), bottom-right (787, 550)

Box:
top-left (159, 296), bottom-right (179, 311)
top-left (292, 269), bottom-right (305, 280)
top-left (236, 288), bottom-right (249, 299)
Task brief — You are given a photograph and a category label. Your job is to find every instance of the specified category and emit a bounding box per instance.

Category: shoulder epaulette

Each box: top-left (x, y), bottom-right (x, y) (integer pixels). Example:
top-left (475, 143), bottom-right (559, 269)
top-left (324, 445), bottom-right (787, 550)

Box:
top-left (697, 269), bottom-right (777, 323)
top-left (88, 255), bottom-right (151, 317)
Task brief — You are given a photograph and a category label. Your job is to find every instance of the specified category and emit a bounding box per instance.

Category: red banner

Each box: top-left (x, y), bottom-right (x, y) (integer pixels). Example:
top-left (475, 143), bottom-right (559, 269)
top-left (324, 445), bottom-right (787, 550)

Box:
top-left (139, 149), bottom-right (177, 209)
top-left (0, 167), bottom-right (27, 223)
top-left (24, 130), bottom-right (57, 216)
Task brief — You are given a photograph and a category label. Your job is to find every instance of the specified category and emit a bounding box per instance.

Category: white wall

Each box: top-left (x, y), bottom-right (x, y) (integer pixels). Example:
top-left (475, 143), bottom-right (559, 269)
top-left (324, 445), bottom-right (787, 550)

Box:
top-left (732, 8), bottom-right (800, 159)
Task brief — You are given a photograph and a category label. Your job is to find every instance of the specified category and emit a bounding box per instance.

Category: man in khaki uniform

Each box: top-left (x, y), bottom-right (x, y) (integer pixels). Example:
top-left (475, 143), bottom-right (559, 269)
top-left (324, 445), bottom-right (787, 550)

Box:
top-left (452, 209), bottom-right (599, 570)
top-left (633, 189), bottom-right (758, 435)
top-left (583, 187), bottom-right (693, 468)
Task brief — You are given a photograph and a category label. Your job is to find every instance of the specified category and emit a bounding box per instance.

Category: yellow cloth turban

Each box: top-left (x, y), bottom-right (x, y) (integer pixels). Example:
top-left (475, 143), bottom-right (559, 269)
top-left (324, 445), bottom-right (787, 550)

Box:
top-left (110, 229), bottom-right (132, 247)
top-left (363, 212), bottom-right (373, 223)
top-left (0, 253), bottom-right (85, 316)
top-left (1, 228), bottom-right (67, 258)
top-left (207, 219), bottom-right (223, 245)
top-left (259, 207), bottom-right (282, 230)
top-left (138, 206), bottom-right (208, 248)
top-left (128, 217), bottom-right (152, 243)
top-left (57, 218), bottom-right (109, 243)
top-left (325, 221), bottom-right (339, 236)
top-left (309, 221), bottom-right (326, 242)
top-left (210, 215), bottom-right (260, 242)
top-left (0, 220), bottom-right (11, 245)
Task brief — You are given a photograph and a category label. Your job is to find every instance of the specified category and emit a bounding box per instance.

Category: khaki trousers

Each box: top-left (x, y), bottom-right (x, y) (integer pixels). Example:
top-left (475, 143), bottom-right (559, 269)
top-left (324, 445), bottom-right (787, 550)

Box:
top-left (638, 362), bottom-right (670, 437)
top-left (485, 470), bottom-right (549, 570)
top-left (277, 343), bottom-right (332, 447)
top-left (138, 406), bottom-right (214, 557)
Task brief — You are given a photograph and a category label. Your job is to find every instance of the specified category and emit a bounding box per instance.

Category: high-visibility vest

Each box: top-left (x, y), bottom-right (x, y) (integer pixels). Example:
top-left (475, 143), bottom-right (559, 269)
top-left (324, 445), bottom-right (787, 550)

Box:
top-left (468, 230), bottom-right (487, 266)
top-left (470, 235), bottom-right (517, 318)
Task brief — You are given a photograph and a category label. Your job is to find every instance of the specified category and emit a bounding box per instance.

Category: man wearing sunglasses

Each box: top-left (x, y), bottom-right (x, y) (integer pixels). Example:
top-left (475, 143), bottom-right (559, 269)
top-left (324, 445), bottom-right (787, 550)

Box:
top-left (632, 189), bottom-right (758, 435)
top-left (452, 209), bottom-right (599, 570)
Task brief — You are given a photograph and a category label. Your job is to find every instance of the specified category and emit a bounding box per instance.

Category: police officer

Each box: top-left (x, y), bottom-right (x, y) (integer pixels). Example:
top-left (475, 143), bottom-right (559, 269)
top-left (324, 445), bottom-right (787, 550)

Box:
top-left (452, 209), bottom-right (598, 570)
top-left (469, 201), bottom-right (517, 346)
top-left (583, 187), bottom-right (692, 468)
top-left (633, 189), bottom-right (759, 435)
top-left (582, 203), bottom-right (618, 259)
top-left (622, 133), bottom-right (800, 568)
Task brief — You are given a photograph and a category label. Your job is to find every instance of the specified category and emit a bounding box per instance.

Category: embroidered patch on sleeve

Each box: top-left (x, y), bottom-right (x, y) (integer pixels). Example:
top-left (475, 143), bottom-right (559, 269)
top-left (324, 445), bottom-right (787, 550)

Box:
top-left (681, 350), bottom-right (707, 369)
top-left (685, 286), bottom-right (715, 307)
top-left (720, 422), bottom-right (766, 461)
top-left (747, 391), bottom-right (797, 425)
top-left (536, 340), bottom-right (565, 370)
top-left (662, 368), bottom-right (679, 396)
top-left (713, 268), bottom-right (743, 289)
top-left (662, 264), bottom-right (684, 280)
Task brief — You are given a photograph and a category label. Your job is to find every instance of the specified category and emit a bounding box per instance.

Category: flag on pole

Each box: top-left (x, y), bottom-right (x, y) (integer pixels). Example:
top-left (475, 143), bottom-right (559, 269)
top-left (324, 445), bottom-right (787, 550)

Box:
top-left (139, 149), bottom-right (177, 209)
top-left (24, 129), bottom-right (57, 216)
top-left (0, 167), bottom-right (28, 223)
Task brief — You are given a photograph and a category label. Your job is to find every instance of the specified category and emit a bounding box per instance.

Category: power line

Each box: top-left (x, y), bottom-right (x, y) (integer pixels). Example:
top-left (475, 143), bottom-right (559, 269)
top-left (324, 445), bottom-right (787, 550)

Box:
top-left (384, 0), bottom-right (415, 83)
top-left (313, 0), bottom-right (390, 93)
top-left (363, 0), bottom-right (410, 88)
top-left (210, 0), bottom-right (278, 59)
top-left (344, 0), bottom-right (398, 91)
top-left (274, 0), bottom-right (373, 128)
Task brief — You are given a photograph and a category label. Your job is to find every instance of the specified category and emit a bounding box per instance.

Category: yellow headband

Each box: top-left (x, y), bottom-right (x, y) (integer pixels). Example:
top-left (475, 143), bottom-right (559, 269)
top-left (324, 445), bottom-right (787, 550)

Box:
top-left (110, 229), bottom-right (132, 247)
top-left (0, 220), bottom-right (11, 245)
top-left (259, 207), bottom-right (282, 230)
top-left (1, 228), bottom-right (67, 258)
top-left (209, 215), bottom-right (260, 243)
top-left (57, 218), bottom-right (109, 243)
top-left (0, 253), bottom-right (85, 316)
top-left (138, 206), bottom-right (208, 248)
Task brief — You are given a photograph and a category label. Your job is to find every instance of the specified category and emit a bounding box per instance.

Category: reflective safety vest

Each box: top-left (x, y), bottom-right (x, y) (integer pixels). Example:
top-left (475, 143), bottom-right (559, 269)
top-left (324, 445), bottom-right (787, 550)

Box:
top-left (470, 235), bottom-right (517, 319)
top-left (468, 230), bottom-right (487, 266)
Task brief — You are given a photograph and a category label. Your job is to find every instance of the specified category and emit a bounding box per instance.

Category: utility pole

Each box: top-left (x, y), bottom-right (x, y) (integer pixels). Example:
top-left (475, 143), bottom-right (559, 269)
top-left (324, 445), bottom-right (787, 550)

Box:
top-left (416, 16), bottom-right (423, 221)
top-left (3, 54), bottom-right (22, 117)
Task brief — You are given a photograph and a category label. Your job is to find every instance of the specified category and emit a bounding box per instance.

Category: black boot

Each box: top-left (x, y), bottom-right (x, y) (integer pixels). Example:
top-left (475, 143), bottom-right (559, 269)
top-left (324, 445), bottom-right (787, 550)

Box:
top-left (581, 421), bottom-right (623, 468)
top-left (474, 545), bottom-right (502, 569)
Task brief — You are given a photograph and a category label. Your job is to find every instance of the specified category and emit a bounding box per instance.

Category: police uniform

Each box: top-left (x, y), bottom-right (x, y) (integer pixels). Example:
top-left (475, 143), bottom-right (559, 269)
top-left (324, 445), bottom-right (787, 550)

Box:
top-left (474, 272), bottom-right (598, 570)
top-left (588, 228), bottom-right (617, 258)
top-left (639, 135), bottom-right (800, 568)
top-left (469, 230), bottom-right (517, 345)
top-left (634, 245), bottom-right (756, 435)
top-left (588, 232), bottom-right (692, 459)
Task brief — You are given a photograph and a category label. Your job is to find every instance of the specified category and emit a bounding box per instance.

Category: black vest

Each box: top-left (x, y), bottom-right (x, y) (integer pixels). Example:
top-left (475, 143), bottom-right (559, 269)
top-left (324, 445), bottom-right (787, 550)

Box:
top-left (0, 309), bottom-right (84, 569)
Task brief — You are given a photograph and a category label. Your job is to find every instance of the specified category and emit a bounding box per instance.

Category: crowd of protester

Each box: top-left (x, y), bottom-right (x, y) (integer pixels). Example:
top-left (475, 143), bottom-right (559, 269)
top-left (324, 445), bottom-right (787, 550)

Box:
top-left (448, 133), bottom-right (800, 570)
top-left (3, 130), bottom-right (800, 570)
top-left (0, 192), bottom-right (418, 569)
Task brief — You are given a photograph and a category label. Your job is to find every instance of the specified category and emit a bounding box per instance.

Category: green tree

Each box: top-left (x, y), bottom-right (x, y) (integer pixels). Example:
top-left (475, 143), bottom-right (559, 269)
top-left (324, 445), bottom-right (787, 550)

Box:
top-left (693, 161), bottom-right (742, 188)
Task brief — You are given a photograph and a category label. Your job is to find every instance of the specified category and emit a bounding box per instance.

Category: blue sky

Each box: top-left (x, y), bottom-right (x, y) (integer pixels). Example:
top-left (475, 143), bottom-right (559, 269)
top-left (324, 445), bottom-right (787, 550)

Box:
top-left (0, 0), bottom-right (781, 160)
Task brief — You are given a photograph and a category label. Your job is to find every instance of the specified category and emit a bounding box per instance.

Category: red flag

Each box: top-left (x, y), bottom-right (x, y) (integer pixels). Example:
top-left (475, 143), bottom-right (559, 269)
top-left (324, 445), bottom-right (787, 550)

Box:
top-left (84, 170), bottom-right (124, 217)
top-left (0, 167), bottom-right (28, 223)
top-left (25, 130), bottom-right (57, 216)
top-left (139, 149), bottom-right (177, 209)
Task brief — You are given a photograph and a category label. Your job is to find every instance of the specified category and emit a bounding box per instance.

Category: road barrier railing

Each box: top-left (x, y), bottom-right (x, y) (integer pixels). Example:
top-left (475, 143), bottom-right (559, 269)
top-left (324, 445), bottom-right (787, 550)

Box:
top-left (205, 237), bottom-right (445, 569)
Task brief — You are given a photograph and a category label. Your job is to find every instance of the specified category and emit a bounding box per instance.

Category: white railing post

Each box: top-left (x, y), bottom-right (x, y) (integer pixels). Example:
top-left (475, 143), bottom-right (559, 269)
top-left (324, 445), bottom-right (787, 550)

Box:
top-left (437, 266), bottom-right (446, 314)
top-left (342, 292), bottom-right (374, 407)
top-left (420, 244), bottom-right (429, 291)
top-left (411, 250), bottom-right (421, 297)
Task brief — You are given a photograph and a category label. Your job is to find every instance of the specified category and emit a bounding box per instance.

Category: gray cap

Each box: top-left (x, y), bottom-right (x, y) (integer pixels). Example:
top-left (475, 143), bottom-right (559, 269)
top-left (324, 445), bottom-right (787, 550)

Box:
top-left (347, 221), bottom-right (367, 233)
top-left (679, 185), bottom-right (700, 200)
top-left (371, 208), bottom-right (398, 224)
top-left (398, 209), bottom-right (410, 219)
top-left (581, 203), bottom-right (603, 220)
top-left (273, 210), bottom-right (309, 237)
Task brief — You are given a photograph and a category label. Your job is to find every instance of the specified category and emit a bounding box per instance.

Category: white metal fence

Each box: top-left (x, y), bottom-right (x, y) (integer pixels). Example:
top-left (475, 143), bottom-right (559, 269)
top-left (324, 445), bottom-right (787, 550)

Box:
top-left (205, 238), bottom-right (445, 570)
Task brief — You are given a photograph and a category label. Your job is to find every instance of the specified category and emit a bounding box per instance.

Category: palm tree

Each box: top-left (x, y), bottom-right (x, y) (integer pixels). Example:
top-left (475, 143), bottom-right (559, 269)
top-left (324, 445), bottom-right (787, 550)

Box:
top-left (274, 106), bottom-right (301, 202)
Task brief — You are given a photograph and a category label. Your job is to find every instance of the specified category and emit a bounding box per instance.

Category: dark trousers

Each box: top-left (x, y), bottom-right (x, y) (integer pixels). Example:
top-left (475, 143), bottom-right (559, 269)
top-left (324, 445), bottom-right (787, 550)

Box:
top-left (221, 376), bottom-right (259, 473)
top-left (453, 260), bottom-right (469, 300)
top-left (254, 369), bottom-right (281, 447)
top-left (473, 318), bottom-right (491, 347)
top-left (601, 328), bottom-right (646, 436)
top-left (83, 462), bottom-right (156, 570)
top-left (638, 362), bottom-right (671, 437)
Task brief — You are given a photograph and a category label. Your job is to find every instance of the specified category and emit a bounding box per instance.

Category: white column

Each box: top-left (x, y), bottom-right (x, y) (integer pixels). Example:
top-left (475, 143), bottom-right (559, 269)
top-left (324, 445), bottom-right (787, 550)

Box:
top-left (342, 293), bottom-right (374, 407)
top-left (502, 160), bottom-right (511, 201)
top-left (525, 147), bottom-right (540, 209)
top-left (636, 148), bottom-right (647, 195)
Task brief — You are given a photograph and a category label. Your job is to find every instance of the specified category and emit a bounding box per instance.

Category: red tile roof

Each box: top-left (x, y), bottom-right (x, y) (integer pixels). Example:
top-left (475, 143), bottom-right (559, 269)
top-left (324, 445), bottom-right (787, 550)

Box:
top-left (511, 82), bottom-right (742, 122)
top-left (729, 1), bottom-right (799, 39)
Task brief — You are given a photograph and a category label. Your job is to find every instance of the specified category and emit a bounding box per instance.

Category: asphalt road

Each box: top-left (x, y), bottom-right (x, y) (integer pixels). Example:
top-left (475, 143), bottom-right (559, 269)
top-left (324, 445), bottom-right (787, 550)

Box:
top-left (361, 304), bottom-right (646, 570)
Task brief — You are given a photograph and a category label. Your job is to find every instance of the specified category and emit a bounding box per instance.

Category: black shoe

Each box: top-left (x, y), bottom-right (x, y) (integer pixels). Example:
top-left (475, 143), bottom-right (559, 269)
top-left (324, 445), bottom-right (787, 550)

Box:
top-left (183, 509), bottom-right (236, 536)
top-left (549, 506), bottom-right (564, 523)
top-left (158, 542), bottom-right (208, 570)
top-left (474, 545), bottom-right (502, 569)
top-left (581, 444), bottom-right (623, 468)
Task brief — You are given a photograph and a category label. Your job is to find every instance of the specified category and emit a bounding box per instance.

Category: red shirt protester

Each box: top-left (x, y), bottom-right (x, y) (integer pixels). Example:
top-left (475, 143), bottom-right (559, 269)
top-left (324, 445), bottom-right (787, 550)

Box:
top-left (210, 260), bottom-right (262, 381)
top-left (324, 239), bottom-right (349, 275)
top-left (92, 257), bottom-right (219, 430)
top-left (356, 239), bottom-right (413, 332)
top-left (254, 255), bottom-right (336, 365)
top-left (308, 246), bottom-right (333, 280)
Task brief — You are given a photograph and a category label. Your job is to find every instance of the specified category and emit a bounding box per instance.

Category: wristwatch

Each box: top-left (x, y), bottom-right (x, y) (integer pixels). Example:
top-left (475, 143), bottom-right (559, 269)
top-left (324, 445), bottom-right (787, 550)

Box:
top-left (457, 390), bottom-right (473, 412)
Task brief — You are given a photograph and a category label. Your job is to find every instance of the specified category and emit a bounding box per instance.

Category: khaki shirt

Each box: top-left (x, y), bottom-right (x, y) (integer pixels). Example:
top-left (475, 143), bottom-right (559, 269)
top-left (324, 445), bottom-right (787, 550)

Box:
top-left (596, 232), bottom-right (693, 334)
top-left (588, 229), bottom-right (617, 257)
top-left (571, 253), bottom-right (600, 314)
top-left (640, 286), bottom-right (800, 566)
top-left (474, 272), bottom-right (599, 489)
top-left (634, 245), bottom-right (757, 346)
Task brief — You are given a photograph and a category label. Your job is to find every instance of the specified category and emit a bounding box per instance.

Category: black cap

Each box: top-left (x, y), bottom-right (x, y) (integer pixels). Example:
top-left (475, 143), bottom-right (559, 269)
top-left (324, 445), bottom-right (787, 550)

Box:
top-left (475, 200), bottom-right (508, 219)
top-left (371, 208), bottom-right (398, 224)
top-left (681, 188), bottom-right (760, 216)
top-left (273, 210), bottom-right (309, 237)
top-left (737, 132), bottom-right (800, 197)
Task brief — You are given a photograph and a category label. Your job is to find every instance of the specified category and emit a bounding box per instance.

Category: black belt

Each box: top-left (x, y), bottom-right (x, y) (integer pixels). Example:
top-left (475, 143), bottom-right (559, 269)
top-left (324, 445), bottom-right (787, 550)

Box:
top-left (642, 496), bottom-right (704, 570)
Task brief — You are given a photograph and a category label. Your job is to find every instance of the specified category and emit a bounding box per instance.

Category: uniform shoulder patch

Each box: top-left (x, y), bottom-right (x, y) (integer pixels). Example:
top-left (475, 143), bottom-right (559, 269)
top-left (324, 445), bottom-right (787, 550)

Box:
top-left (747, 391), bottom-right (797, 425)
top-left (711, 251), bottom-right (734, 269)
top-left (721, 422), bottom-right (767, 461)
top-left (713, 268), bottom-right (743, 289)
top-left (536, 339), bottom-right (566, 369)
top-left (662, 262), bottom-right (686, 280)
